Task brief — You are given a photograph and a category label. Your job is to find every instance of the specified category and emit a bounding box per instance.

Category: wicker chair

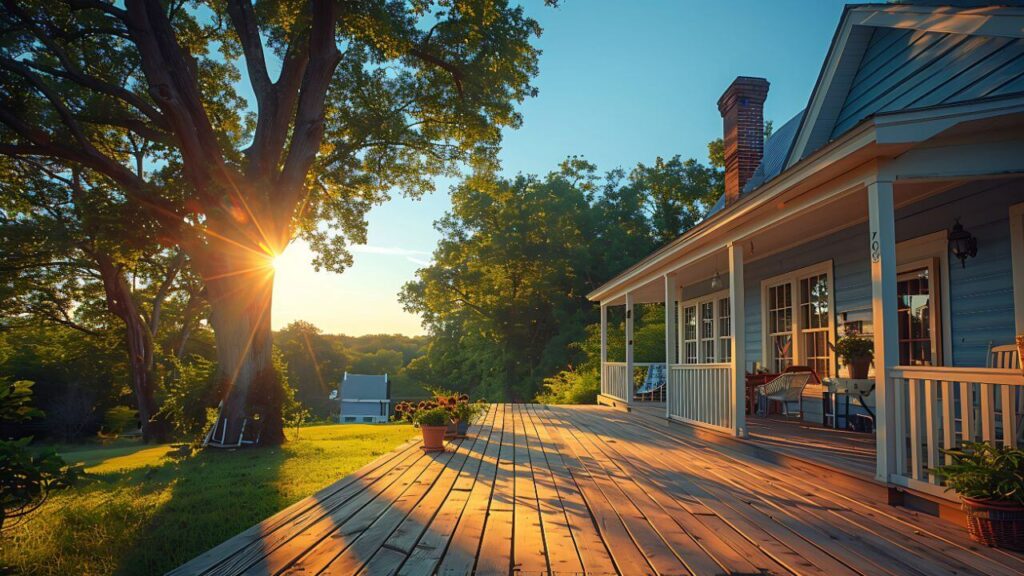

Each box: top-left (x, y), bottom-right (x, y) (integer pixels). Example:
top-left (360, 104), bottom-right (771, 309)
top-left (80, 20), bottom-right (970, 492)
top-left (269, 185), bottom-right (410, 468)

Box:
top-left (756, 371), bottom-right (813, 417)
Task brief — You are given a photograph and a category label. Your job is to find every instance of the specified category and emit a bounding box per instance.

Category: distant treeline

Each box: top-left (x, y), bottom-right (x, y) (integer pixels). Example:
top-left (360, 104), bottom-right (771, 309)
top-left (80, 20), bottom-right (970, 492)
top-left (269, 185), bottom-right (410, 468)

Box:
top-left (0, 318), bottom-right (428, 442)
top-left (274, 321), bottom-right (430, 418)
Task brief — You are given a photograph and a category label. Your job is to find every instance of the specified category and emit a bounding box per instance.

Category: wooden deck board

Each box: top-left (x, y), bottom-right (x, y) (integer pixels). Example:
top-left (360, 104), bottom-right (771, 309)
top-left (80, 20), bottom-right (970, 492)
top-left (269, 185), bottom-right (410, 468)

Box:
top-left (172, 404), bottom-right (1024, 576)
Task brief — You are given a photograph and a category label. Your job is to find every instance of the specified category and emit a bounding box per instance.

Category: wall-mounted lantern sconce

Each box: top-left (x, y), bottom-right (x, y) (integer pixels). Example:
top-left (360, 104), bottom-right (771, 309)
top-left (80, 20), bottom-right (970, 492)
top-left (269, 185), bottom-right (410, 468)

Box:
top-left (948, 218), bottom-right (977, 268)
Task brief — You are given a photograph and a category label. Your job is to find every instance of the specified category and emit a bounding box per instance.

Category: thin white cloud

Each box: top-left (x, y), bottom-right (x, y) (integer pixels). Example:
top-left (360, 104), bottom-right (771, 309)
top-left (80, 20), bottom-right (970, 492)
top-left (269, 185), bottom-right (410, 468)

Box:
top-left (349, 245), bottom-right (430, 257)
top-left (349, 245), bottom-right (432, 266)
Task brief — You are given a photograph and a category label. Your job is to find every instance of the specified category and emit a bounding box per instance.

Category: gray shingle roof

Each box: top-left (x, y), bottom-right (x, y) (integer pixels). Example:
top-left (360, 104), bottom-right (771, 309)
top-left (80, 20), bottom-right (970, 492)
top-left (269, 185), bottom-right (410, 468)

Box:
top-left (340, 373), bottom-right (389, 400)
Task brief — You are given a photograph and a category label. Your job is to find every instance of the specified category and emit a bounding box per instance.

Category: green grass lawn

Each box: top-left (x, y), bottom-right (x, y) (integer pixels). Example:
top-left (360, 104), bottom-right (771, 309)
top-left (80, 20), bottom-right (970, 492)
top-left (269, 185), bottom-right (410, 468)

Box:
top-left (2, 423), bottom-right (416, 576)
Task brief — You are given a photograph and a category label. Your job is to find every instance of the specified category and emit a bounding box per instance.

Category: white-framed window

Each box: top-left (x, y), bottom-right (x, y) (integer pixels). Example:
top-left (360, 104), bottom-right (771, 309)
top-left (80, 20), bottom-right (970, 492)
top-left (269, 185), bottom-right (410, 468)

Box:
top-left (718, 297), bottom-right (732, 363)
top-left (682, 304), bottom-right (698, 364)
top-left (681, 290), bottom-right (730, 364)
top-left (761, 261), bottom-right (835, 377)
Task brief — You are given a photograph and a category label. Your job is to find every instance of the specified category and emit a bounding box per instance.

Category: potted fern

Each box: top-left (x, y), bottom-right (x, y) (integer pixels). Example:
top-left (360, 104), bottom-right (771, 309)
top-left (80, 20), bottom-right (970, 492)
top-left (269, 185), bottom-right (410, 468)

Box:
top-left (933, 442), bottom-right (1024, 550)
top-left (835, 335), bottom-right (873, 379)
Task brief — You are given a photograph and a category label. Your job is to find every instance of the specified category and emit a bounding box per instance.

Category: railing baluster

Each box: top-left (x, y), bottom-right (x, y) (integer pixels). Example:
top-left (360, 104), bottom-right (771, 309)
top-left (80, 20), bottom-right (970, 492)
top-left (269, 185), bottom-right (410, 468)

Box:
top-left (894, 377), bottom-right (907, 476)
top-left (960, 381), bottom-right (974, 445)
top-left (908, 378), bottom-right (922, 481)
top-left (1002, 384), bottom-right (1017, 448)
top-left (924, 379), bottom-right (939, 484)
top-left (941, 380), bottom-right (956, 463)
top-left (980, 383), bottom-right (996, 443)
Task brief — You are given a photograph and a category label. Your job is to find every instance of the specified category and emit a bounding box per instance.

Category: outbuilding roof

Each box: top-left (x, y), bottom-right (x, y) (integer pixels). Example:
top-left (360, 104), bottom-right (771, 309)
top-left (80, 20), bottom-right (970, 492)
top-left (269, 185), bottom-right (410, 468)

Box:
top-left (340, 373), bottom-right (389, 400)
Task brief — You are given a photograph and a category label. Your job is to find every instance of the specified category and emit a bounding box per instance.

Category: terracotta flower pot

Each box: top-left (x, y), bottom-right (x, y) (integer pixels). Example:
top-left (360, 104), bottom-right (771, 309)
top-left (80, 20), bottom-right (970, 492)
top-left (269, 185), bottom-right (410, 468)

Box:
top-left (420, 425), bottom-right (447, 452)
top-left (962, 497), bottom-right (1024, 550)
top-left (848, 357), bottom-right (871, 379)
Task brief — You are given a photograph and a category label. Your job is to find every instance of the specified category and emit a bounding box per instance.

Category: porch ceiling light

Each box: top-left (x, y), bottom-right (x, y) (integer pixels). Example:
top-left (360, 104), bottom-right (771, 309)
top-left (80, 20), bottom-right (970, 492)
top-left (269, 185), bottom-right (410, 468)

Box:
top-left (710, 270), bottom-right (723, 289)
top-left (948, 219), bottom-right (977, 268)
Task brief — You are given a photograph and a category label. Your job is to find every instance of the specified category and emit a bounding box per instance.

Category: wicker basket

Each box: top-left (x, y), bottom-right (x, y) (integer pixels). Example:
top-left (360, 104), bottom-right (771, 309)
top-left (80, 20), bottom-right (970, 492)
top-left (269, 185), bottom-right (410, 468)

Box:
top-left (962, 497), bottom-right (1024, 550)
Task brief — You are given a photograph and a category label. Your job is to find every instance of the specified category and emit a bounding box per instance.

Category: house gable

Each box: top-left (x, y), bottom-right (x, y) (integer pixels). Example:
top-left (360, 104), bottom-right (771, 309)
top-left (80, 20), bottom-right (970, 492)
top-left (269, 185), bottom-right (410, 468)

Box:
top-left (786, 3), bottom-right (1024, 169)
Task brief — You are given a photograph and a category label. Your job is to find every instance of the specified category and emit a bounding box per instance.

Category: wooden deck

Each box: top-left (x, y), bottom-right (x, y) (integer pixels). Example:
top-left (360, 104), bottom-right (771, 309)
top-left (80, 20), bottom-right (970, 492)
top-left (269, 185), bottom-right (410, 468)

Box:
top-left (171, 404), bottom-right (1024, 575)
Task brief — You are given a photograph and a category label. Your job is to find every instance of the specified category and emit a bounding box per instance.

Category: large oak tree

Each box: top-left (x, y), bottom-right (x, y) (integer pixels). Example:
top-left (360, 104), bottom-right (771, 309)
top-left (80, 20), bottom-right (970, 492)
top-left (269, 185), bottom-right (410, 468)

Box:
top-left (0, 0), bottom-right (543, 444)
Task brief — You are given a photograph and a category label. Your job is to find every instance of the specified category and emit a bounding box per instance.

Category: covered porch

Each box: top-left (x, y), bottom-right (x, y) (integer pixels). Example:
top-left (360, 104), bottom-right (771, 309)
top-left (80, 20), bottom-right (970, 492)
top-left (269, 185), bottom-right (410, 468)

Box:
top-left (591, 104), bottom-right (1024, 501)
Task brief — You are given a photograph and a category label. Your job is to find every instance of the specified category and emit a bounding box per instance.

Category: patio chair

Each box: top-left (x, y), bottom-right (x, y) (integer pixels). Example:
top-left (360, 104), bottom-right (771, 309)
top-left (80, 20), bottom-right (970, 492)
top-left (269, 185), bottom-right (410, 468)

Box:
top-left (756, 371), bottom-right (812, 417)
top-left (634, 364), bottom-right (666, 402)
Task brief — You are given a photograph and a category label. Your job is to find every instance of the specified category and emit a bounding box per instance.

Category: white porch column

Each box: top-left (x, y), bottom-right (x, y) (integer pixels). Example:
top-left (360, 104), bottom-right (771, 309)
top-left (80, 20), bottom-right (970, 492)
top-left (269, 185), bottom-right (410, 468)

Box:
top-left (625, 291), bottom-right (634, 407)
top-left (729, 243), bottom-right (747, 438)
top-left (868, 180), bottom-right (899, 483)
top-left (600, 303), bottom-right (608, 398)
top-left (664, 274), bottom-right (677, 418)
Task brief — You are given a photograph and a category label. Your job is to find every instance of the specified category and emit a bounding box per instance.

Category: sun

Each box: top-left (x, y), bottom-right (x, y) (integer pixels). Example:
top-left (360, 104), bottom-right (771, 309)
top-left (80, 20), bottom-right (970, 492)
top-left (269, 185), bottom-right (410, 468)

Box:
top-left (271, 255), bottom-right (283, 271)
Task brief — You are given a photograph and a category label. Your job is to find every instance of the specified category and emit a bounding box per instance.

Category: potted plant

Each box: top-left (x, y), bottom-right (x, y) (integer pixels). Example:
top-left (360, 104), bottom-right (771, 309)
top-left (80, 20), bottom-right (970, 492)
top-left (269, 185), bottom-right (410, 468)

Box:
top-left (413, 406), bottom-right (450, 452)
top-left (933, 442), bottom-right (1024, 550)
top-left (835, 335), bottom-right (874, 379)
top-left (450, 399), bottom-right (486, 438)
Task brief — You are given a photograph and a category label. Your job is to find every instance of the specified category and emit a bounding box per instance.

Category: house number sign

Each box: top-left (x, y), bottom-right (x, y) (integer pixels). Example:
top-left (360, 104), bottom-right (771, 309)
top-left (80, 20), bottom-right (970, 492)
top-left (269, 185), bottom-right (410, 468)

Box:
top-left (870, 230), bottom-right (881, 263)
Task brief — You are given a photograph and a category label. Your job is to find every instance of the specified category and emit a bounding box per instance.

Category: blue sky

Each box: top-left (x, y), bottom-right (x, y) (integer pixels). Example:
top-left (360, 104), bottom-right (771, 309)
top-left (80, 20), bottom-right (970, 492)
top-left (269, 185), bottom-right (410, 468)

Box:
top-left (272, 0), bottom-right (852, 336)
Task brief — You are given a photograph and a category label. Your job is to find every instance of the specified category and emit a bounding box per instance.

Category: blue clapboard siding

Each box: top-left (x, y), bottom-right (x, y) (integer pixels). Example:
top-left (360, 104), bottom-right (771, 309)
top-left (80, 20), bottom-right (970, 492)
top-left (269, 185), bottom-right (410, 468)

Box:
top-left (831, 28), bottom-right (1024, 138)
top-left (680, 179), bottom-right (1024, 370)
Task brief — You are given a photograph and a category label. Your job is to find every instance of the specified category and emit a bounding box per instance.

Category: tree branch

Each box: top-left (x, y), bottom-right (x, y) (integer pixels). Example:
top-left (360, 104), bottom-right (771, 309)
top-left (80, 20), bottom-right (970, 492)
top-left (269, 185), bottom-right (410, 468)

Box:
top-left (275, 0), bottom-right (341, 236)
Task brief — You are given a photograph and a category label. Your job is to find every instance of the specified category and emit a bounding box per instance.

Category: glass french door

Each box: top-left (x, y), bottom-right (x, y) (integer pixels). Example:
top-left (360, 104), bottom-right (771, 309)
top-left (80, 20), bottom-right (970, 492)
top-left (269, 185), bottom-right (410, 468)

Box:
top-left (897, 267), bottom-right (935, 366)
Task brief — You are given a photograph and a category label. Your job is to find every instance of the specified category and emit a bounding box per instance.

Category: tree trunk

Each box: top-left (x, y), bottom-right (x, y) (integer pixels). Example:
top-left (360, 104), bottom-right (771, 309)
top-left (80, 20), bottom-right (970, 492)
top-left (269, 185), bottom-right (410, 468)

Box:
top-left (204, 258), bottom-right (284, 447)
top-left (95, 254), bottom-right (170, 443)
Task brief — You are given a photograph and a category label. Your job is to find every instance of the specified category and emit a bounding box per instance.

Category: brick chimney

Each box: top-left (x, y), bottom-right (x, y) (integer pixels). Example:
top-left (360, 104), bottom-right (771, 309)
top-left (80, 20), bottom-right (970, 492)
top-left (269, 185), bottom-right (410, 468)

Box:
top-left (717, 76), bottom-right (769, 207)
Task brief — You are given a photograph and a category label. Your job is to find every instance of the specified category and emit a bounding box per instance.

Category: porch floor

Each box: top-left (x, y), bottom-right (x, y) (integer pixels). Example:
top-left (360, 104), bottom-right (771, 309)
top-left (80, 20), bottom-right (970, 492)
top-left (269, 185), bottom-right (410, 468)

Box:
top-left (172, 404), bottom-right (1024, 576)
top-left (632, 403), bottom-right (877, 479)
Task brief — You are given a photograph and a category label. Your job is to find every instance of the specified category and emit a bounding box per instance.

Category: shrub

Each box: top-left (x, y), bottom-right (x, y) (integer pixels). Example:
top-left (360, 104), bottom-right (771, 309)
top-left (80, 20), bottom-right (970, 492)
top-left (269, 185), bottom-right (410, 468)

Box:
top-left (933, 442), bottom-right (1024, 504)
top-left (535, 368), bottom-right (599, 405)
top-left (102, 406), bottom-right (138, 437)
top-left (159, 355), bottom-right (218, 441)
top-left (0, 380), bottom-right (81, 532)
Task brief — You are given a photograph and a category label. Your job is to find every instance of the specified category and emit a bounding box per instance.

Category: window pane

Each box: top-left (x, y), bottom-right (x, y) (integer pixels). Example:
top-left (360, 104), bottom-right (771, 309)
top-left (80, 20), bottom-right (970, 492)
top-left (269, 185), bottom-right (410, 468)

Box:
top-left (897, 269), bottom-right (933, 366)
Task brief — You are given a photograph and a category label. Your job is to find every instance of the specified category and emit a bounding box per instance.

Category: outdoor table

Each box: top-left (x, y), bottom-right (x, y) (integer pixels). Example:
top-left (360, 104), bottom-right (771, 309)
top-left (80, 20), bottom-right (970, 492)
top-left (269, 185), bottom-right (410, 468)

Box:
top-left (823, 377), bottom-right (875, 430)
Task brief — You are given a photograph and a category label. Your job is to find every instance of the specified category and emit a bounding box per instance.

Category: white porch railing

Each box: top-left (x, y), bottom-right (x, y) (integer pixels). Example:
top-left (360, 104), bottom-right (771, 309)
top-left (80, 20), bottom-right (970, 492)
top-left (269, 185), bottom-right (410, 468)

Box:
top-left (602, 362), bottom-right (630, 402)
top-left (667, 363), bottom-right (733, 433)
top-left (888, 366), bottom-right (1024, 499)
top-left (601, 362), bottom-right (665, 403)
